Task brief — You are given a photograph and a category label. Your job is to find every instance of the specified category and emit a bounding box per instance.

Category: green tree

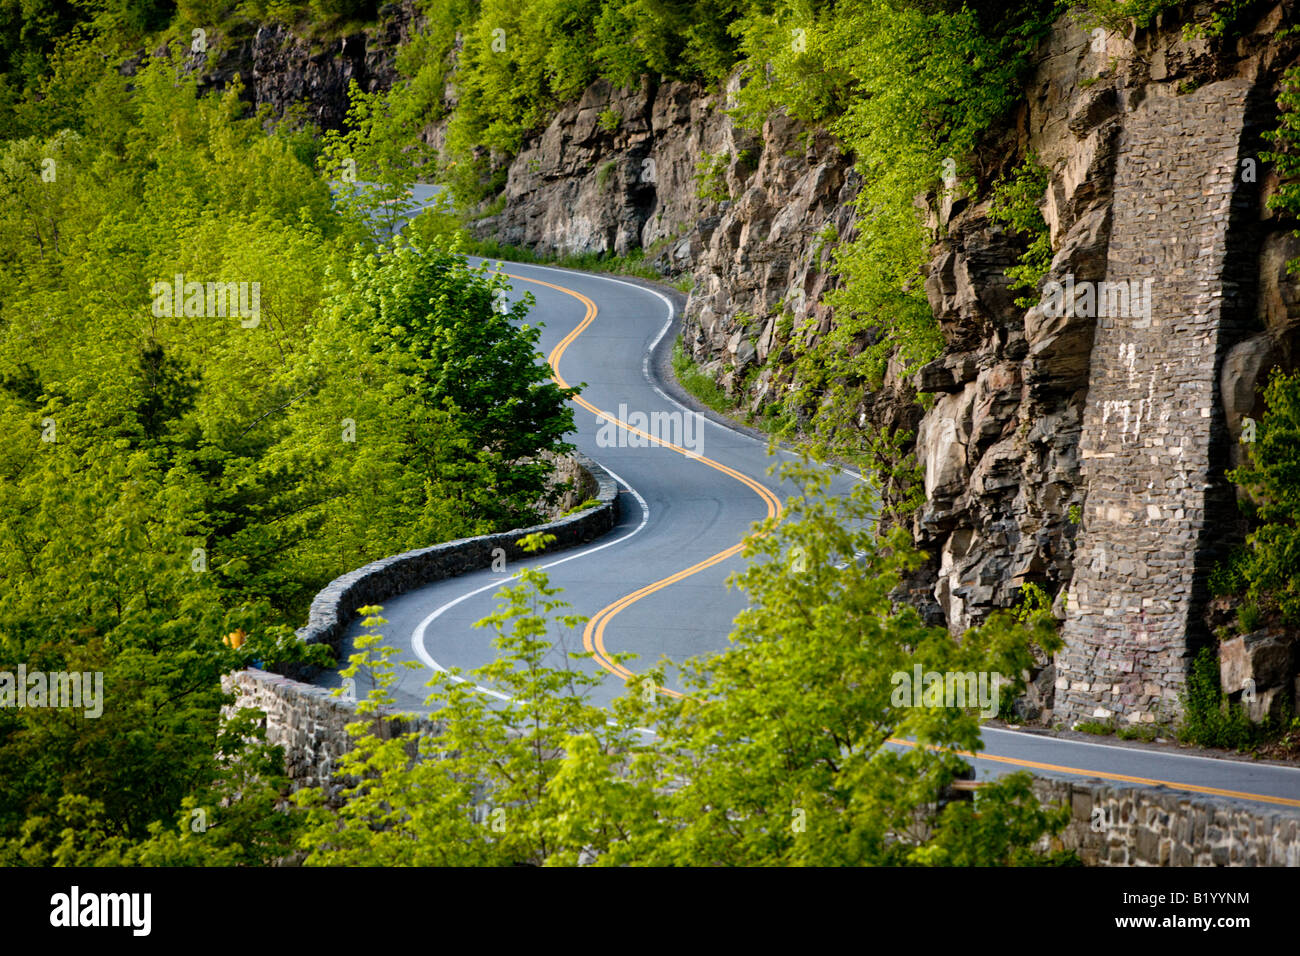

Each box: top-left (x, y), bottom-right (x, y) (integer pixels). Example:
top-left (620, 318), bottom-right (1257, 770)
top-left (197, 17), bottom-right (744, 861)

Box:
top-left (320, 79), bottom-right (432, 241)
top-left (0, 43), bottom-right (570, 861)
top-left (297, 538), bottom-right (639, 865)
top-left (579, 459), bottom-right (1068, 865)
top-left (1228, 369), bottom-right (1300, 626)
top-left (330, 233), bottom-right (579, 528)
top-left (303, 466), bottom-right (1072, 866)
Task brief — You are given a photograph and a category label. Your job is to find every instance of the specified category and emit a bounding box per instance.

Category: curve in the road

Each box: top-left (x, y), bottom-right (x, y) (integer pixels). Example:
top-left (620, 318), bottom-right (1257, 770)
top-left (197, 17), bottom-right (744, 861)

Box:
top-left (409, 458), bottom-right (651, 701)
top-left (311, 223), bottom-right (1300, 809)
top-left (485, 266), bottom-right (1300, 808)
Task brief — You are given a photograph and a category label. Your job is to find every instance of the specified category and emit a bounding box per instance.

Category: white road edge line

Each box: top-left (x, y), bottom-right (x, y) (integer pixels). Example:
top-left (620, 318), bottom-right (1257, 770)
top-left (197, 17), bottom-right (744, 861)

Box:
top-left (408, 260), bottom-right (785, 706)
top-left (411, 261), bottom-right (874, 708)
top-left (982, 725), bottom-right (1300, 773)
top-left (410, 462), bottom-right (651, 701)
top-left (497, 259), bottom-right (865, 478)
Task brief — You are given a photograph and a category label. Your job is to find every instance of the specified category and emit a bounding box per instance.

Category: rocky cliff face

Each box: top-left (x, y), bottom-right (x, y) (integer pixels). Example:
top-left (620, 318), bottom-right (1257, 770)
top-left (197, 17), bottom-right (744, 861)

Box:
top-left (189, 1), bottom-right (421, 131)
top-left (914, 7), bottom-right (1299, 727)
top-left (469, 75), bottom-right (868, 412)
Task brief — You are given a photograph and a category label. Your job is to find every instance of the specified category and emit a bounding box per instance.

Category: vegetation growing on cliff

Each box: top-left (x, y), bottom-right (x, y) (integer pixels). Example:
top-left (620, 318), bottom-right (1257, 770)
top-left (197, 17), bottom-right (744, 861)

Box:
top-left (1213, 67), bottom-right (1300, 636)
top-left (129, 0), bottom-right (1243, 473)
top-left (372, 1), bottom-right (1063, 463)
top-left (990, 152), bottom-right (1053, 308)
top-left (1075, 0), bottom-right (1178, 30)
top-left (1225, 370), bottom-right (1300, 629)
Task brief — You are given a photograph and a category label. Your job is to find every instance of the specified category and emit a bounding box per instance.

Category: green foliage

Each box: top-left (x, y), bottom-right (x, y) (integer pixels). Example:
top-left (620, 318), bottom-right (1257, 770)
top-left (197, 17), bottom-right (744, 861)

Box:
top-left (862, 424), bottom-right (926, 528)
top-left (1181, 0), bottom-right (1262, 38)
top-left (1075, 0), bottom-right (1178, 31)
top-left (1077, 717), bottom-right (1166, 743)
top-left (4, 706), bottom-right (302, 866)
top-left (307, 0), bottom-right (1067, 474)
top-left (596, 105), bottom-right (621, 131)
top-left (997, 583), bottom-right (1058, 722)
top-left (1116, 723), bottom-right (1159, 742)
top-left (296, 536), bottom-right (638, 866)
top-left (989, 152), bottom-right (1053, 308)
top-left (402, 190), bottom-right (463, 247)
top-left (908, 773), bottom-right (1076, 866)
top-left (0, 0), bottom-right (174, 97)
top-left (306, 0), bottom-right (377, 29)
top-left (1226, 370), bottom-right (1300, 626)
top-left (1264, 65), bottom-right (1300, 251)
top-left (1074, 720), bottom-right (1113, 735)
top-left (730, 0), bottom-right (1058, 462)
top-left (438, 0), bottom-right (607, 188)
top-left (320, 78), bottom-right (433, 240)
top-left (332, 234), bottom-right (579, 529)
top-left (294, 605), bottom-right (498, 865)
top-left (671, 336), bottom-right (733, 414)
top-left (595, 159), bottom-right (618, 190)
top-left (1177, 645), bottom-right (1297, 752)
top-left (586, 459), bottom-right (1069, 864)
top-left (693, 149), bottom-right (729, 203)
top-left (1178, 646), bottom-right (1258, 750)
top-left (1218, 76), bottom-right (1300, 634)
top-left (0, 53), bottom-right (335, 856)
top-left (1209, 546), bottom-right (1250, 597)
top-left (0, 41), bottom-right (579, 860)
top-left (1012, 582), bottom-right (1055, 626)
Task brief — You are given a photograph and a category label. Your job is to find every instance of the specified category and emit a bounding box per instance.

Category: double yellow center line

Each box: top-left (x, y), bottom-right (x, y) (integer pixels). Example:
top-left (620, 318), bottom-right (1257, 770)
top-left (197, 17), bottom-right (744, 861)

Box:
top-left (504, 271), bottom-right (780, 697)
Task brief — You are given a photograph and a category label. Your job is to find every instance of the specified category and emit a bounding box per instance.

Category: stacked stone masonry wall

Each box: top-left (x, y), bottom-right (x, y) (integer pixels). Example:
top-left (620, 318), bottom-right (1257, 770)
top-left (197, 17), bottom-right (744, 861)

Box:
top-left (1056, 79), bottom-right (1254, 726)
top-left (1033, 776), bottom-right (1300, 866)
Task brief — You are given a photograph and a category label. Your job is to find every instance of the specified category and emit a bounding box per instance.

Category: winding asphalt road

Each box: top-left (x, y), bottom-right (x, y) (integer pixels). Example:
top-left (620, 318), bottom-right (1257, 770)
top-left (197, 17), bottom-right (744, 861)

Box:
top-left (317, 258), bottom-right (862, 707)
top-left (313, 185), bottom-right (1300, 811)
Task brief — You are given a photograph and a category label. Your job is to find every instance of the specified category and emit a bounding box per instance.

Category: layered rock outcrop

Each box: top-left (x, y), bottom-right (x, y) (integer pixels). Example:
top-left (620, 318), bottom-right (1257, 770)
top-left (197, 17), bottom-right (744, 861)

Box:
top-left (182, 1), bottom-right (421, 131)
top-left (468, 75), bottom-right (865, 408)
top-left (912, 9), bottom-right (1300, 727)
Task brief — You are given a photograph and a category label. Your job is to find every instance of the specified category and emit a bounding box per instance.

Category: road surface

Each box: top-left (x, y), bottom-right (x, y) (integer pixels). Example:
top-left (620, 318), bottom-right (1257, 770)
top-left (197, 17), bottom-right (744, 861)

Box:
top-left (312, 193), bottom-right (1300, 810)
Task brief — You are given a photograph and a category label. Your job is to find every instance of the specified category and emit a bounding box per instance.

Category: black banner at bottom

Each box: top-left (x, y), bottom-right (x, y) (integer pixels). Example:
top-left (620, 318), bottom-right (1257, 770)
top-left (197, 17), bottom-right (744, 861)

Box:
top-left (0, 864), bottom-right (1290, 942)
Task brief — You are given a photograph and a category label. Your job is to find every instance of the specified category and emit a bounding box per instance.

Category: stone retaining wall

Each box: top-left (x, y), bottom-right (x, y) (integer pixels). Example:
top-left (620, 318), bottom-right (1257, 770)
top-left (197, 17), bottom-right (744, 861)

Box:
top-left (285, 451), bottom-right (619, 679)
top-left (222, 452), bottom-right (619, 794)
top-left (1033, 776), bottom-right (1300, 866)
top-left (225, 667), bottom-right (437, 799)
